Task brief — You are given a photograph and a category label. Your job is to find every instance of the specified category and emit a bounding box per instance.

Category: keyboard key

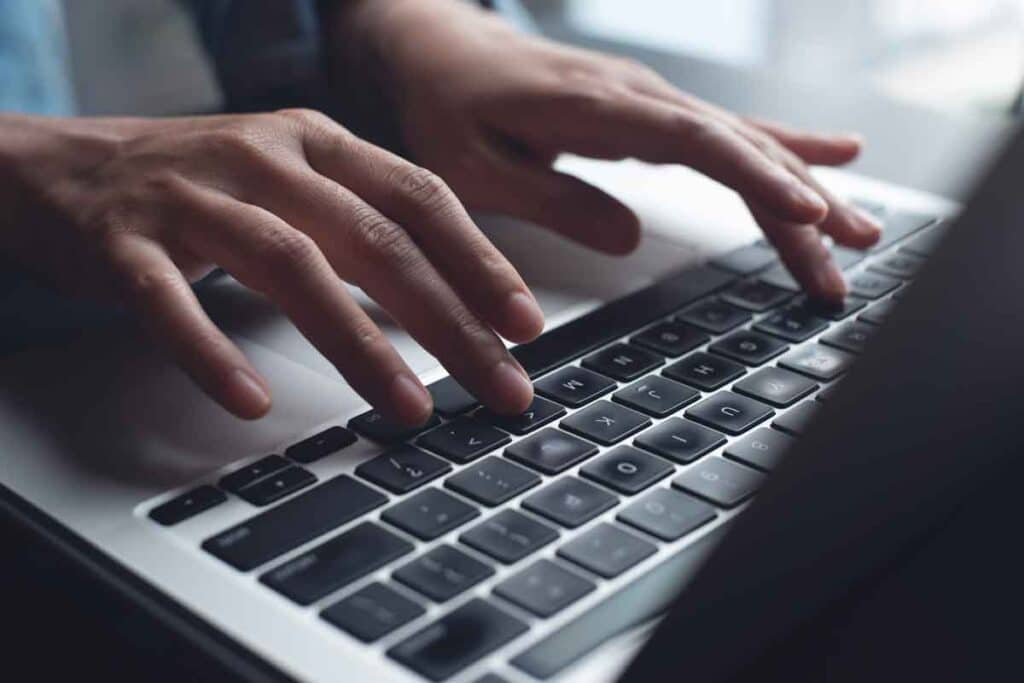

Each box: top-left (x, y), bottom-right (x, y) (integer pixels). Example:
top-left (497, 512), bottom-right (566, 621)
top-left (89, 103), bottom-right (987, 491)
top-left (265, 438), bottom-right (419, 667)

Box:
top-left (535, 366), bottom-right (616, 408)
top-left (355, 445), bottom-right (451, 494)
top-left (321, 582), bottom-right (425, 643)
top-left (634, 417), bottom-right (726, 464)
top-left (899, 223), bottom-right (946, 256)
top-left (848, 271), bottom-right (900, 299)
top-left (872, 210), bottom-right (938, 252)
top-left (557, 523), bottom-right (657, 578)
top-left (821, 320), bottom-right (876, 354)
top-left (617, 488), bottom-right (716, 541)
top-left (446, 457), bottom-right (540, 506)
top-left (382, 488), bottom-right (480, 540)
top-left (389, 598), bottom-right (527, 681)
top-left (504, 428), bottom-right (597, 475)
top-left (418, 418), bottom-right (511, 464)
top-left (676, 298), bottom-right (751, 334)
top-left (427, 376), bottom-right (478, 417)
top-left (612, 375), bottom-right (700, 417)
top-left (394, 545), bottom-right (494, 603)
top-left (218, 455), bottom-right (290, 493)
top-left (582, 343), bottom-right (663, 381)
top-left (203, 475), bottom-right (386, 571)
top-left (523, 477), bottom-right (618, 528)
top-left (236, 466), bottom-right (316, 506)
top-left (460, 509), bottom-right (559, 564)
top-left (664, 351), bottom-right (746, 391)
top-left (724, 427), bottom-right (796, 471)
top-left (261, 522), bottom-right (412, 605)
top-left (477, 395), bottom-right (566, 435)
top-left (816, 382), bottom-right (841, 401)
top-left (580, 446), bottom-right (673, 495)
top-left (773, 401), bottom-right (822, 436)
top-left (858, 298), bottom-right (897, 325)
top-left (869, 252), bottom-right (923, 279)
top-left (733, 367), bottom-right (817, 408)
top-left (149, 485), bottom-right (226, 526)
top-left (757, 264), bottom-right (799, 292)
top-left (708, 330), bottom-right (788, 366)
top-left (631, 321), bottom-right (709, 357)
top-left (710, 243), bottom-right (777, 275)
top-left (754, 306), bottom-right (829, 342)
top-left (685, 392), bottom-right (774, 435)
top-left (672, 457), bottom-right (764, 507)
top-left (494, 559), bottom-right (595, 617)
top-left (721, 280), bottom-right (792, 312)
top-left (349, 410), bottom-right (441, 444)
top-left (798, 296), bottom-right (868, 321)
top-left (560, 400), bottom-right (652, 446)
top-left (285, 426), bottom-right (356, 464)
top-left (779, 344), bottom-right (855, 381)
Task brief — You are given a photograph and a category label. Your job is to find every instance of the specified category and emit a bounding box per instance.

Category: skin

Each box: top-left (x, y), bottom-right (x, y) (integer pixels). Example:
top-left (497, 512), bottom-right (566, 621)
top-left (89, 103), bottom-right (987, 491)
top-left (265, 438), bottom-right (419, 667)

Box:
top-left (0, 0), bottom-right (881, 426)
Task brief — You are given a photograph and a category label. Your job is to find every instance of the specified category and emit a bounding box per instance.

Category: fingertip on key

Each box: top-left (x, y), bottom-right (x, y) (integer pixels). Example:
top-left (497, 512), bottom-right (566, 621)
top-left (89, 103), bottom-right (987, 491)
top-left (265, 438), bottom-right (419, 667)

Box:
top-left (487, 359), bottom-right (535, 415)
top-left (501, 291), bottom-right (545, 343)
top-left (390, 373), bottom-right (434, 426)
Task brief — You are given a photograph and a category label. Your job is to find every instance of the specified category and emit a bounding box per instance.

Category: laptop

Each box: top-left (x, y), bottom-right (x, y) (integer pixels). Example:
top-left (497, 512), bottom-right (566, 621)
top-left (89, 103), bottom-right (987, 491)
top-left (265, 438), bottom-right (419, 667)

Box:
top-left (0, 115), bottom-right (995, 680)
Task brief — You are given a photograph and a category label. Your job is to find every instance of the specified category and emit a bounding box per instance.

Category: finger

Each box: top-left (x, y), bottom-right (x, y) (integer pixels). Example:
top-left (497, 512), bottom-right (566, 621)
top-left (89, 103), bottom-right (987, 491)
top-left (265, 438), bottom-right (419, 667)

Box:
top-left (748, 200), bottom-right (847, 303)
top-left (744, 117), bottom-right (863, 166)
top-left (104, 232), bottom-right (272, 419)
top-left (176, 186), bottom-right (435, 426)
top-left (302, 131), bottom-right (544, 343)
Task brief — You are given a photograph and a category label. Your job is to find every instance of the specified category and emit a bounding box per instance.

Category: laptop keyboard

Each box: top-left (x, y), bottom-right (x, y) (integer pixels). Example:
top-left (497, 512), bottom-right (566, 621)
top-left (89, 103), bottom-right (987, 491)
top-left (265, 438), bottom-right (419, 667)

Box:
top-left (146, 204), bottom-right (944, 681)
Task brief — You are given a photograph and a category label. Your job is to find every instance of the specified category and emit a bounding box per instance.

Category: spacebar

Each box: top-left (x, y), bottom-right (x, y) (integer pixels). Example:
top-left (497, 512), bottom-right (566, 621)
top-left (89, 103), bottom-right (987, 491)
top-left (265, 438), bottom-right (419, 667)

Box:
top-left (510, 524), bottom-right (730, 679)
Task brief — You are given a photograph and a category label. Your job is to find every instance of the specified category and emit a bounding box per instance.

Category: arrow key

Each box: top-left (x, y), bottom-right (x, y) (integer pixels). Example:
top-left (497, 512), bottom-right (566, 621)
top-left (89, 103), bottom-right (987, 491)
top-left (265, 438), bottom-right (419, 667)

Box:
top-left (418, 417), bottom-right (511, 464)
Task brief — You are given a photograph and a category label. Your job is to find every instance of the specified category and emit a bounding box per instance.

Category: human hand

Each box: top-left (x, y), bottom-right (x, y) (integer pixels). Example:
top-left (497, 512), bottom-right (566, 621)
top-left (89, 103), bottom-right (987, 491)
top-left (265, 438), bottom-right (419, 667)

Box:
top-left (0, 112), bottom-right (543, 422)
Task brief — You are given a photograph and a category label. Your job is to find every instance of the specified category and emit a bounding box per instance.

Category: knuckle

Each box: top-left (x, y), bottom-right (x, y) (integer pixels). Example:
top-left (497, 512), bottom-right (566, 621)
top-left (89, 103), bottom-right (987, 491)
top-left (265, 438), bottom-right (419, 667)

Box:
top-left (124, 266), bottom-right (182, 301)
top-left (351, 207), bottom-right (418, 267)
top-left (256, 227), bottom-right (321, 279)
top-left (276, 107), bottom-right (332, 130)
top-left (388, 165), bottom-right (455, 214)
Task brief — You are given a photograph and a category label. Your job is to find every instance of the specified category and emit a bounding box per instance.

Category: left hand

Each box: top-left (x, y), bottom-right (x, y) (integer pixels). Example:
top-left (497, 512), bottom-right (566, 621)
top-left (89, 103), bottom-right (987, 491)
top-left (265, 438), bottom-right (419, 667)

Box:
top-left (329, 0), bottom-right (881, 302)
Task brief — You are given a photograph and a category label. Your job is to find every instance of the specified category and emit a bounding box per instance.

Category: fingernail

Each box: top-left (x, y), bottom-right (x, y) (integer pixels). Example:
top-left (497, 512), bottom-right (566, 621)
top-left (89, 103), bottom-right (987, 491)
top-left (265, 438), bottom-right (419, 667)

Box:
top-left (792, 183), bottom-right (829, 216)
top-left (230, 368), bottom-right (272, 418)
top-left (489, 360), bottom-right (534, 414)
top-left (854, 208), bottom-right (884, 235)
top-left (503, 291), bottom-right (545, 341)
top-left (390, 373), bottom-right (433, 425)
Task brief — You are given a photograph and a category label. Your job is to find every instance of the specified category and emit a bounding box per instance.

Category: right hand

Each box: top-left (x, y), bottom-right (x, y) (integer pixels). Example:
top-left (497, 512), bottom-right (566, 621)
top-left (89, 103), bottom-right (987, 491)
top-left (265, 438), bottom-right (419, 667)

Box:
top-left (0, 110), bottom-right (544, 423)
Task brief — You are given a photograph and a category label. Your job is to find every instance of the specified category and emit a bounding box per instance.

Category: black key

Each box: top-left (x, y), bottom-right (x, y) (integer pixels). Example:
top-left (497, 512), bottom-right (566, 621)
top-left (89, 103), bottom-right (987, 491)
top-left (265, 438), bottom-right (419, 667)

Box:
top-left (560, 400), bottom-right (651, 446)
top-left (389, 598), bottom-right (528, 682)
top-left (873, 210), bottom-right (938, 252)
top-left (869, 252), bottom-right (923, 279)
top-left (445, 456), bottom-right (540, 506)
top-left (613, 375), bottom-right (700, 417)
top-left (557, 523), bottom-right (657, 579)
top-left (582, 343), bottom-right (663, 381)
top-left (236, 466), bottom-right (316, 506)
top-left (203, 475), bottom-right (386, 571)
top-left (724, 427), bottom-right (796, 471)
top-left (355, 444), bottom-right (451, 494)
top-left (475, 675), bottom-right (510, 683)
top-left (721, 280), bottom-right (791, 312)
top-left (494, 559), bottom-right (595, 618)
top-left (149, 485), bottom-right (225, 526)
top-left (672, 457), bottom-right (764, 507)
top-left (418, 417), bottom-right (511, 464)
top-left (321, 582), bottom-right (425, 643)
top-left (349, 410), bottom-right (441, 444)
top-left (708, 330), bottom-right (788, 366)
top-left (754, 306), bottom-right (829, 342)
top-left (631, 321), bottom-right (709, 357)
top-left (676, 298), bottom-right (751, 334)
top-left (816, 382), bottom-right (841, 401)
top-left (260, 522), bottom-right (412, 605)
top-left (523, 477), bottom-right (618, 528)
top-left (778, 343), bottom-right (855, 381)
top-left (859, 298), bottom-right (897, 325)
top-left (535, 366), bottom-right (616, 408)
top-left (460, 509), bottom-right (559, 564)
top-left (773, 401), bottom-right (822, 436)
top-left (580, 446), bottom-right (673, 495)
top-left (710, 243), bottom-right (777, 275)
top-left (394, 545), bottom-right (494, 602)
top-left (663, 351), bottom-right (746, 391)
top-left (511, 524), bottom-right (729, 679)
top-left (821, 320), bottom-right (876, 354)
top-left (218, 455), bottom-right (289, 494)
top-left (733, 367), bottom-right (818, 408)
top-left (798, 296), bottom-right (868, 321)
top-left (427, 376), bottom-right (478, 417)
top-left (477, 396), bottom-right (566, 435)
top-left (685, 391), bottom-right (774, 435)
top-left (285, 426), bottom-right (356, 464)
top-left (617, 488), bottom-right (716, 541)
top-left (634, 417), bottom-right (726, 464)
top-left (848, 271), bottom-right (900, 299)
top-left (382, 488), bottom-right (480, 540)
top-left (899, 223), bottom-right (946, 256)
top-left (505, 428), bottom-right (597, 475)
top-left (757, 264), bottom-right (799, 292)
